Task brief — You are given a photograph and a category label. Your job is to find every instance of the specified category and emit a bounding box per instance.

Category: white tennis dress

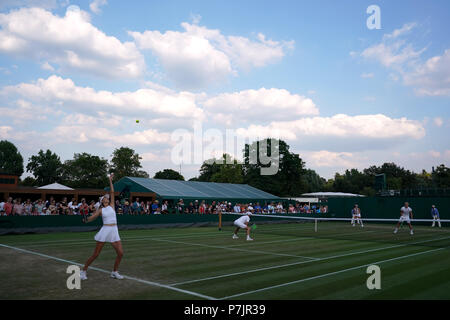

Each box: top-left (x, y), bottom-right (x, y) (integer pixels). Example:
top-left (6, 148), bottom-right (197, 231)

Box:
top-left (94, 205), bottom-right (121, 243)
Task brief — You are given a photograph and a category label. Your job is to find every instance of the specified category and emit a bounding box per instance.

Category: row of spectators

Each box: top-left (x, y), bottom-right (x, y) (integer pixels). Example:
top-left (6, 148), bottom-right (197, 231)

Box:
top-left (0, 196), bottom-right (328, 216)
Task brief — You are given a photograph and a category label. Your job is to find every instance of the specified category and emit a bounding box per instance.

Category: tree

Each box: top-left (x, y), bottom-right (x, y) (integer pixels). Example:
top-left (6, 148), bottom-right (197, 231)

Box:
top-left (363, 163), bottom-right (417, 190)
top-left (303, 169), bottom-right (326, 193)
top-left (432, 164), bottom-right (450, 188)
top-left (210, 155), bottom-right (244, 184)
top-left (110, 147), bottom-right (149, 181)
top-left (19, 176), bottom-right (37, 187)
top-left (154, 169), bottom-right (185, 181)
top-left (198, 157), bottom-right (224, 182)
top-left (26, 149), bottom-right (62, 186)
top-left (0, 140), bottom-right (24, 176)
top-left (243, 139), bottom-right (307, 197)
top-left (61, 153), bottom-right (109, 189)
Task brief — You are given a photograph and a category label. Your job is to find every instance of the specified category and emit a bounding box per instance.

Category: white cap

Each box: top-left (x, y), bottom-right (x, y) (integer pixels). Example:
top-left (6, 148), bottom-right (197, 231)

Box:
top-left (246, 211), bottom-right (252, 216)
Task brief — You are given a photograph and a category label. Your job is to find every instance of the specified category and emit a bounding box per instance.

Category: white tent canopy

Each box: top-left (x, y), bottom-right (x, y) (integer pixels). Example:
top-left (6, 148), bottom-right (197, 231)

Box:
top-left (301, 192), bottom-right (365, 198)
top-left (37, 183), bottom-right (74, 190)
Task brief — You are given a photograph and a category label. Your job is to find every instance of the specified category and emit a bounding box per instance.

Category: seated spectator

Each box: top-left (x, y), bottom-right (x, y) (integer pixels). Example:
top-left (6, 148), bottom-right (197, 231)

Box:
top-left (177, 199), bottom-right (185, 213)
top-left (191, 200), bottom-right (198, 213)
top-left (276, 202), bottom-right (283, 213)
top-left (59, 197), bottom-right (69, 215)
top-left (48, 200), bottom-right (57, 215)
top-left (4, 197), bottom-right (13, 216)
top-left (132, 198), bottom-right (140, 215)
top-left (288, 204), bottom-right (295, 213)
top-left (79, 199), bottom-right (89, 217)
top-left (199, 201), bottom-right (206, 214)
top-left (233, 203), bottom-right (241, 213)
top-left (254, 202), bottom-right (261, 213)
top-left (23, 199), bottom-right (32, 215)
top-left (161, 200), bottom-right (169, 214)
top-left (0, 200), bottom-right (5, 215)
top-left (88, 200), bottom-right (96, 214)
top-left (13, 199), bottom-right (24, 216)
top-left (41, 206), bottom-right (49, 215)
top-left (267, 203), bottom-right (275, 214)
top-left (122, 200), bottom-right (131, 215)
top-left (151, 200), bottom-right (159, 214)
top-left (115, 200), bottom-right (122, 213)
top-left (70, 200), bottom-right (78, 215)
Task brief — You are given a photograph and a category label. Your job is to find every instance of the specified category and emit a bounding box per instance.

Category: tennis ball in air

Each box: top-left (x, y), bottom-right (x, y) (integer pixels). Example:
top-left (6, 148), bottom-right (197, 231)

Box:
top-left (136, 120), bottom-right (140, 123)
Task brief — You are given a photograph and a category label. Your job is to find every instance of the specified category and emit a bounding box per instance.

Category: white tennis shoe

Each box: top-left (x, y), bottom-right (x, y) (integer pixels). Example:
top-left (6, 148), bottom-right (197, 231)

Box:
top-left (232, 234), bottom-right (239, 239)
top-left (111, 271), bottom-right (124, 279)
top-left (80, 270), bottom-right (88, 280)
top-left (246, 236), bottom-right (253, 241)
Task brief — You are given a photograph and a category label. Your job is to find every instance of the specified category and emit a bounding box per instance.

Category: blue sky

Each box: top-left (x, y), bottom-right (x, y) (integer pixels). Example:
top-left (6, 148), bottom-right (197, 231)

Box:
top-left (0, 0), bottom-right (449, 180)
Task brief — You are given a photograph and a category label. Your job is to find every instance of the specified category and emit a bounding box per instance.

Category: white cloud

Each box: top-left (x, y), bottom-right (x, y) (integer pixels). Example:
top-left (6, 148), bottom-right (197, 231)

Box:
top-left (2, 75), bottom-right (204, 120)
top-left (41, 61), bottom-right (55, 71)
top-left (89, 0), bottom-right (107, 14)
top-left (0, 0), bottom-right (60, 10)
top-left (130, 22), bottom-right (293, 89)
top-left (402, 49), bottom-right (450, 96)
top-left (360, 23), bottom-right (450, 96)
top-left (383, 22), bottom-right (417, 40)
top-left (203, 88), bottom-right (319, 124)
top-left (235, 114), bottom-right (425, 141)
top-left (302, 150), bottom-right (362, 168)
top-left (433, 117), bottom-right (444, 127)
top-left (0, 7), bottom-right (145, 79)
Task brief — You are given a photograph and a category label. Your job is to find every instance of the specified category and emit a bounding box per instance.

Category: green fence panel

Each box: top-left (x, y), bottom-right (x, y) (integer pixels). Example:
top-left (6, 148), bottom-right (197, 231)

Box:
top-left (327, 197), bottom-right (450, 219)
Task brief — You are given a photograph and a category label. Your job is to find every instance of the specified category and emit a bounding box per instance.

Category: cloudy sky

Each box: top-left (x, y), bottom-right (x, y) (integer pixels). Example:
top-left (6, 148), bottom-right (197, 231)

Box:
top-left (0, 0), bottom-right (449, 180)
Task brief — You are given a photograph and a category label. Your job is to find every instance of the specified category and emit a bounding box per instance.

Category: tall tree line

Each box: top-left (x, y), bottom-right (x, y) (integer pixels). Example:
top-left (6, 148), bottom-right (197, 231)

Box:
top-left (1, 139), bottom-right (449, 196)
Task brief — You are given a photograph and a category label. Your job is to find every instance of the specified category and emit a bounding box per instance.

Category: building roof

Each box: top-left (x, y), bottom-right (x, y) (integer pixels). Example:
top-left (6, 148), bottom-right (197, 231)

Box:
top-left (37, 183), bottom-right (74, 190)
top-left (112, 177), bottom-right (280, 201)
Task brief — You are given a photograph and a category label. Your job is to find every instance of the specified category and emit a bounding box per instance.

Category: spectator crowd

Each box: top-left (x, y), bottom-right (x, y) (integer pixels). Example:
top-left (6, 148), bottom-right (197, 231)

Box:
top-left (0, 196), bottom-right (327, 216)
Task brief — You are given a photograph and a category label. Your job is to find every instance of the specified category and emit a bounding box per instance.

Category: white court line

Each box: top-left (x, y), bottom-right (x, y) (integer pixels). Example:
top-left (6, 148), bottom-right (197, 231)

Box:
top-left (147, 238), bottom-right (320, 260)
top-left (220, 247), bottom-right (445, 299)
top-left (169, 235), bottom-right (450, 286)
top-left (227, 229), bottom-right (378, 247)
top-left (0, 243), bottom-right (216, 300)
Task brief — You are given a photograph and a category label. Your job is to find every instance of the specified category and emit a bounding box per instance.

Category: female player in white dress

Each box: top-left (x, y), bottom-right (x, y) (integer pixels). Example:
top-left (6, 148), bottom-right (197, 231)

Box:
top-left (80, 173), bottom-right (124, 280)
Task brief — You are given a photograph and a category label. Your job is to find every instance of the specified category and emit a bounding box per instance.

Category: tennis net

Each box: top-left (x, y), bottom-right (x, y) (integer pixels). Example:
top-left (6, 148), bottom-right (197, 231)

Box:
top-left (219, 212), bottom-right (450, 249)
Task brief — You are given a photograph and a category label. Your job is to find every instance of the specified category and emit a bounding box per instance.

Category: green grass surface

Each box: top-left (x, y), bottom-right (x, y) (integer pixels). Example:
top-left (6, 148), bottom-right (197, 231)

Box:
top-left (0, 221), bottom-right (449, 300)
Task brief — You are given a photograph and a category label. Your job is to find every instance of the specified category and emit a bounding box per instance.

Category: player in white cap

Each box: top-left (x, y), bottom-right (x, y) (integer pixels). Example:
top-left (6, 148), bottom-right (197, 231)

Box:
top-left (232, 210), bottom-right (254, 241)
top-left (394, 202), bottom-right (414, 235)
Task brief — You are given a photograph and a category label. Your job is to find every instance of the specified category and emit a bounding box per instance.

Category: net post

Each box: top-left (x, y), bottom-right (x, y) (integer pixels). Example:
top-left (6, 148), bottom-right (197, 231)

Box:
top-left (315, 218), bottom-right (318, 233)
top-left (218, 211), bottom-right (222, 231)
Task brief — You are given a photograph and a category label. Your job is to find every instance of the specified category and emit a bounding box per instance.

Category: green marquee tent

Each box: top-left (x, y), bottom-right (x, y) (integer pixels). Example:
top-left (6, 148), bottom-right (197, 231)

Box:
top-left (110, 177), bottom-right (281, 203)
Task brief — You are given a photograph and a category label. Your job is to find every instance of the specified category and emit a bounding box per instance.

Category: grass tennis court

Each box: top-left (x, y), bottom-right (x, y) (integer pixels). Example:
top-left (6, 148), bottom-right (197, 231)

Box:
top-left (1, 221), bottom-right (449, 300)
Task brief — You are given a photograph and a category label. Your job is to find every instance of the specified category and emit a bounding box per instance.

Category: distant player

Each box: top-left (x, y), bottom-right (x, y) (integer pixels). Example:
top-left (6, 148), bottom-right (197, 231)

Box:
top-left (232, 211), bottom-right (254, 241)
top-left (394, 202), bottom-right (414, 235)
top-left (351, 204), bottom-right (364, 227)
top-left (431, 205), bottom-right (441, 228)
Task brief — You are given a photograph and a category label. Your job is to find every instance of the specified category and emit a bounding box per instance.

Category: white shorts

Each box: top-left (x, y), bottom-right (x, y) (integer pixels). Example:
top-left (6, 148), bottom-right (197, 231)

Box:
top-left (94, 225), bottom-right (121, 243)
top-left (234, 221), bottom-right (248, 229)
top-left (399, 216), bottom-right (411, 224)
